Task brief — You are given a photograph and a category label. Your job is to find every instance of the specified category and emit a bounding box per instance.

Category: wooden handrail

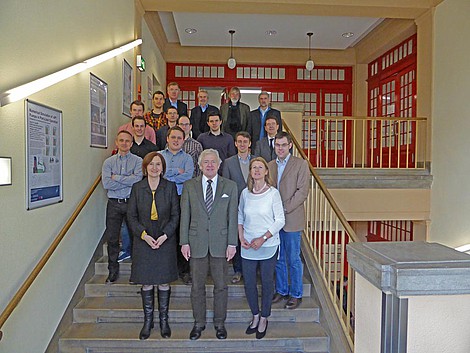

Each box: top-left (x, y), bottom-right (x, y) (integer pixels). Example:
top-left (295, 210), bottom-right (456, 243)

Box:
top-left (283, 122), bottom-right (359, 243)
top-left (0, 174), bottom-right (102, 341)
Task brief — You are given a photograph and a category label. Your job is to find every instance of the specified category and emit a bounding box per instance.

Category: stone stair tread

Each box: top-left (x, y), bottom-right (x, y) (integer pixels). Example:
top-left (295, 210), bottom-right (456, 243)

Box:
top-left (73, 296), bottom-right (320, 323)
top-left (59, 322), bottom-right (329, 352)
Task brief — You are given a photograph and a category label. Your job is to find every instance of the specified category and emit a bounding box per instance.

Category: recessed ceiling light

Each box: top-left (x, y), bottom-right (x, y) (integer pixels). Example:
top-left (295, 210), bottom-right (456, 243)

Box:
top-left (266, 30), bottom-right (277, 36)
top-left (342, 32), bottom-right (354, 38)
top-left (185, 28), bottom-right (197, 34)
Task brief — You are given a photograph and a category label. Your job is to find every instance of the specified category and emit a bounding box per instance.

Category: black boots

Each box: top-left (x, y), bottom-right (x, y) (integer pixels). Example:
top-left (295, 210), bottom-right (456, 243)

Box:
top-left (158, 288), bottom-right (172, 338)
top-left (139, 288), bottom-right (154, 340)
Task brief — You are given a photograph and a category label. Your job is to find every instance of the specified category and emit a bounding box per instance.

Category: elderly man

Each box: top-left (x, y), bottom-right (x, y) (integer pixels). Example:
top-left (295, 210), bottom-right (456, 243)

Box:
top-left (163, 82), bottom-right (188, 117)
top-left (102, 131), bottom-right (142, 283)
top-left (220, 87), bottom-right (251, 139)
top-left (180, 149), bottom-right (238, 340)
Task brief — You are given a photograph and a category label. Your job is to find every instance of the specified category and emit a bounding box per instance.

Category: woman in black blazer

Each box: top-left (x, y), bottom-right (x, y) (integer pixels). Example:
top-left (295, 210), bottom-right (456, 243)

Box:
top-left (127, 152), bottom-right (180, 340)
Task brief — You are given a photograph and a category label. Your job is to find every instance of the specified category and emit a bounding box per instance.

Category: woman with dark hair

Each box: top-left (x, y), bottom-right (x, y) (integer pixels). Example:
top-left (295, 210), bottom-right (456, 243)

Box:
top-left (238, 157), bottom-right (285, 339)
top-left (127, 152), bottom-right (180, 340)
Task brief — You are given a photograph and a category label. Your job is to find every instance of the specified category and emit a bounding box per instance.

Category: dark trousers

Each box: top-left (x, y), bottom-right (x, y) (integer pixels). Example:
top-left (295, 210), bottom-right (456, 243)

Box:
top-left (232, 240), bottom-right (242, 274)
top-left (190, 255), bottom-right (228, 327)
top-left (242, 250), bottom-right (278, 318)
top-left (104, 199), bottom-right (128, 274)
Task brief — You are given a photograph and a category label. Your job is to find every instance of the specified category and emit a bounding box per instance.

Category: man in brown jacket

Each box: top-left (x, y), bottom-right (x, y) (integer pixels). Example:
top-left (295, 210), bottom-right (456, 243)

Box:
top-left (268, 131), bottom-right (309, 310)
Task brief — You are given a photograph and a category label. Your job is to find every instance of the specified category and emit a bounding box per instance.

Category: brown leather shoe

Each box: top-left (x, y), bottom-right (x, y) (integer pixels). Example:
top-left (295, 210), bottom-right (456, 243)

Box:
top-left (285, 297), bottom-right (302, 309)
top-left (272, 292), bottom-right (289, 303)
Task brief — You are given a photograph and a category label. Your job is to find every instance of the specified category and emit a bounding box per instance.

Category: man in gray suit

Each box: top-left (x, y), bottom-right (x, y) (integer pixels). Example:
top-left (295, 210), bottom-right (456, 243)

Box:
top-left (254, 115), bottom-right (280, 163)
top-left (222, 131), bottom-right (254, 283)
top-left (180, 149), bottom-right (238, 340)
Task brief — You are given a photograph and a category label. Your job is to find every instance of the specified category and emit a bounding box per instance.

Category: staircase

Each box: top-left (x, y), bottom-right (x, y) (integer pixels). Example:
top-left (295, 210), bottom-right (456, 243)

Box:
top-left (58, 253), bottom-right (330, 352)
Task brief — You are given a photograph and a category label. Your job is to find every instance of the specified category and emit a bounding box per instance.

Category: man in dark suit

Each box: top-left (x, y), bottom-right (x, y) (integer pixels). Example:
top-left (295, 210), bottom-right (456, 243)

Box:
top-left (190, 89), bottom-right (220, 140)
top-left (247, 91), bottom-right (282, 151)
top-left (180, 149), bottom-right (238, 341)
top-left (222, 131), bottom-right (254, 283)
top-left (163, 82), bottom-right (188, 117)
top-left (220, 87), bottom-right (251, 139)
top-left (253, 115), bottom-right (279, 163)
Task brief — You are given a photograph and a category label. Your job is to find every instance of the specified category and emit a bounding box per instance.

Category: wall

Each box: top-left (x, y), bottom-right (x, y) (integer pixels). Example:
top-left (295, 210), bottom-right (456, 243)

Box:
top-left (430, 0), bottom-right (470, 247)
top-left (0, 1), bottom-right (135, 352)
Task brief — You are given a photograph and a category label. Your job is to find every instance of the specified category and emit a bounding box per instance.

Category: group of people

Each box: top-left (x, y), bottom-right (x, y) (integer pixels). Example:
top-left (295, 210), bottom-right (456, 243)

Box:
top-left (101, 83), bottom-right (310, 342)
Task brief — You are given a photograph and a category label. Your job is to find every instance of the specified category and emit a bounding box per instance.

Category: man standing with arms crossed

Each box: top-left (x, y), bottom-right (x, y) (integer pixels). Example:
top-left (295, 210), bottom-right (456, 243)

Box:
top-left (268, 132), bottom-right (309, 309)
top-left (180, 149), bottom-right (238, 340)
top-left (102, 131), bottom-right (143, 283)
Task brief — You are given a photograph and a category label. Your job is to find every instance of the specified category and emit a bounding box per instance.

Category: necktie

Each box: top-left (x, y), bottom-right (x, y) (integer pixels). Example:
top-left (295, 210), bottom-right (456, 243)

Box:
top-left (269, 138), bottom-right (274, 152)
top-left (151, 191), bottom-right (159, 220)
top-left (205, 180), bottom-right (213, 213)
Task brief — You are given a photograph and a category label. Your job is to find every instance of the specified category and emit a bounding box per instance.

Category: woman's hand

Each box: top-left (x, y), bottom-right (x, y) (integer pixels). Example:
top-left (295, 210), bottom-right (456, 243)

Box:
top-left (240, 237), bottom-right (251, 249)
top-left (143, 234), bottom-right (158, 249)
top-left (155, 234), bottom-right (168, 248)
top-left (250, 237), bottom-right (265, 250)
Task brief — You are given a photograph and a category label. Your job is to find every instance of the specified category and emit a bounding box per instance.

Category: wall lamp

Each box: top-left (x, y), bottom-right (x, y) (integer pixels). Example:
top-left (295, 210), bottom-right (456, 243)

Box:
top-left (0, 157), bottom-right (12, 186)
top-left (0, 39), bottom-right (142, 107)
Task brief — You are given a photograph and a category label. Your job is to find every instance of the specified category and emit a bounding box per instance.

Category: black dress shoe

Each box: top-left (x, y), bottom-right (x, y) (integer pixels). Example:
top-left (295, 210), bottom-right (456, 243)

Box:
top-left (105, 272), bottom-right (119, 284)
top-left (245, 321), bottom-right (258, 335)
top-left (189, 325), bottom-right (205, 340)
top-left (182, 273), bottom-right (192, 286)
top-left (256, 320), bottom-right (268, 339)
top-left (215, 326), bottom-right (227, 339)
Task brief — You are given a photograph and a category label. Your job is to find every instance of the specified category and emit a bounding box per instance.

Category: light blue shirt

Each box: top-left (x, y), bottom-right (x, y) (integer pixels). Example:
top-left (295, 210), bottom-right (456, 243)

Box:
top-left (159, 148), bottom-right (194, 195)
top-left (259, 106), bottom-right (271, 139)
top-left (200, 104), bottom-right (208, 112)
top-left (276, 153), bottom-right (291, 186)
top-left (102, 152), bottom-right (142, 199)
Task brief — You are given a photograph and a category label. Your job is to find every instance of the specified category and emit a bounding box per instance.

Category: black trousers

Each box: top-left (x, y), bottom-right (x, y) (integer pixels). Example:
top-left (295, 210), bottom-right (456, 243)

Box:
top-left (104, 199), bottom-right (128, 274)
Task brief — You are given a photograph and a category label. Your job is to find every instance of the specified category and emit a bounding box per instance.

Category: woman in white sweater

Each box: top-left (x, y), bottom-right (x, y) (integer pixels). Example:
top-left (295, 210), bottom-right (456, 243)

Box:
top-left (238, 157), bottom-right (285, 339)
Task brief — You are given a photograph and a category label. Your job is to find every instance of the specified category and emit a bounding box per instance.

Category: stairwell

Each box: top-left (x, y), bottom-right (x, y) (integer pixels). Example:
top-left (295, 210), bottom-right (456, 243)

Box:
top-left (58, 250), bottom-right (331, 353)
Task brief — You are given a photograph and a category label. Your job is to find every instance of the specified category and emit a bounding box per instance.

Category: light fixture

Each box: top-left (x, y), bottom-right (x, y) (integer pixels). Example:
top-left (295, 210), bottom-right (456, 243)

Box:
top-left (342, 32), bottom-right (354, 38)
top-left (227, 30), bottom-right (236, 70)
top-left (185, 28), bottom-right (197, 34)
top-left (305, 32), bottom-right (315, 71)
top-left (0, 39), bottom-right (142, 107)
top-left (0, 157), bottom-right (12, 186)
top-left (265, 30), bottom-right (277, 36)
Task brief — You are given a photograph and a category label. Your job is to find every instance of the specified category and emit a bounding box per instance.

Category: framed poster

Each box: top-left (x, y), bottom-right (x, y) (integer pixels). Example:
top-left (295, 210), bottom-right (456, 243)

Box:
top-left (90, 73), bottom-right (108, 148)
top-left (122, 59), bottom-right (132, 117)
top-left (25, 100), bottom-right (63, 209)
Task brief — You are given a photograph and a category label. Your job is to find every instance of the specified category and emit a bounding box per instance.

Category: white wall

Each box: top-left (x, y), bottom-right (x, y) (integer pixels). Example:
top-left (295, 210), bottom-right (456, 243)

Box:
top-left (431, 0), bottom-right (470, 248)
top-left (0, 1), bottom-right (136, 352)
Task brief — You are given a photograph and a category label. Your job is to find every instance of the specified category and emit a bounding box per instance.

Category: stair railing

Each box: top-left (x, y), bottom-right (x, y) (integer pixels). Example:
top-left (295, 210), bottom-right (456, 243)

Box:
top-left (0, 174), bottom-right (102, 341)
top-left (284, 122), bottom-right (359, 350)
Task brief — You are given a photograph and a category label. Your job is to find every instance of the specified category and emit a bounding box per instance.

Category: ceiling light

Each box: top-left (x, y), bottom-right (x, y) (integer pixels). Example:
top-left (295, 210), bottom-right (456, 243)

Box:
top-left (265, 30), bottom-right (277, 36)
top-left (342, 32), bottom-right (354, 38)
top-left (227, 30), bottom-right (236, 70)
top-left (185, 28), bottom-right (197, 34)
top-left (0, 39), bottom-right (142, 107)
top-left (305, 32), bottom-right (315, 71)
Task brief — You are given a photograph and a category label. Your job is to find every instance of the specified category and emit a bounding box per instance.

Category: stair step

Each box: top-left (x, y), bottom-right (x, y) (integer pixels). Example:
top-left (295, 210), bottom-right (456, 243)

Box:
top-left (73, 296), bottom-right (320, 323)
top-left (85, 275), bottom-right (312, 298)
top-left (59, 322), bottom-right (329, 353)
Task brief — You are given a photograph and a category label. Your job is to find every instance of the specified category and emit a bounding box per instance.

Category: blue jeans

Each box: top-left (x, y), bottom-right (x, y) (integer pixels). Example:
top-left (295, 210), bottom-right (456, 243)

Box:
top-left (275, 230), bottom-right (303, 298)
top-left (120, 220), bottom-right (131, 255)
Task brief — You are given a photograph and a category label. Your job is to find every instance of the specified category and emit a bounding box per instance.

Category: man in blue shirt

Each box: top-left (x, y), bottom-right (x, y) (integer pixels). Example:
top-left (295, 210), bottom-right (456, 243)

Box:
top-left (102, 131), bottom-right (143, 283)
top-left (159, 126), bottom-right (194, 284)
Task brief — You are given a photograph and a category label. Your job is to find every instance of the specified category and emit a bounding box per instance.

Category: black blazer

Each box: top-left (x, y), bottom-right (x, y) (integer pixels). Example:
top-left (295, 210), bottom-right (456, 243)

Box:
top-left (164, 99), bottom-right (188, 117)
top-left (247, 108), bottom-right (282, 150)
top-left (156, 126), bottom-right (169, 151)
top-left (190, 104), bottom-right (220, 139)
top-left (253, 137), bottom-right (277, 163)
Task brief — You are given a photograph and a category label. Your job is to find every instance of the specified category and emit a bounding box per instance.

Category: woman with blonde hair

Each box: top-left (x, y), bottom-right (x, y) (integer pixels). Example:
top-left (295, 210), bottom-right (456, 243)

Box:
top-left (238, 157), bottom-right (285, 339)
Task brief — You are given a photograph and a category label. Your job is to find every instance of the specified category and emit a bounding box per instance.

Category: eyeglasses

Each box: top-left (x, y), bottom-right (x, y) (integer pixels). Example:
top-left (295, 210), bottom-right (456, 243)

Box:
top-left (274, 143), bottom-right (290, 148)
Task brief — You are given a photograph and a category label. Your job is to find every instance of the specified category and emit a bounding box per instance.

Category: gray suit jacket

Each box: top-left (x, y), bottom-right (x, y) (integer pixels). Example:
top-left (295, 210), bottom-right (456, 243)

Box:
top-left (247, 108), bottom-right (282, 150)
top-left (268, 155), bottom-right (309, 232)
top-left (180, 175), bottom-right (238, 258)
top-left (253, 137), bottom-right (277, 163)
top-left (222, 154), bottom-right (254, 200)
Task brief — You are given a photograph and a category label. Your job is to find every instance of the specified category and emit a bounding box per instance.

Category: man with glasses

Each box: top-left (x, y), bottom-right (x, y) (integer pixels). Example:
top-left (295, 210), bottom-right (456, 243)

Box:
top-left (268, 131), bottom-right (309, 310)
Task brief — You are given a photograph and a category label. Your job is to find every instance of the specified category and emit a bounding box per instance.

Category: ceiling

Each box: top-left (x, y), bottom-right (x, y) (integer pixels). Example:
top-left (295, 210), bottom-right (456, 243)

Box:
top-left (158, 12), bottom-right (383, 50)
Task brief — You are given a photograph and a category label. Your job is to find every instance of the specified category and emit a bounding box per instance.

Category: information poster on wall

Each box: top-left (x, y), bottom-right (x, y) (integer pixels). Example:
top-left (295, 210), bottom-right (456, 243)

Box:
top-left (90, 73), bottom-right (108, 148)
top-left (25, 100), bottom-right (63, 210)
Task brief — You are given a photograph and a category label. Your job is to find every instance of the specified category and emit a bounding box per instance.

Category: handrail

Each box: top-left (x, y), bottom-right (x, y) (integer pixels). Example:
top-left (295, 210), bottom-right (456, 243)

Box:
top-left (284, 123), bottom-right (359, 243)
top-left (0, 174), bottom-right (102, 341)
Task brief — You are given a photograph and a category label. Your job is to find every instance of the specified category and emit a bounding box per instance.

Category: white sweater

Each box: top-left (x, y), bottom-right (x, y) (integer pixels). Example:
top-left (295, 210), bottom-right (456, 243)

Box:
top-left (238, 186), bottom-right (285, 260)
